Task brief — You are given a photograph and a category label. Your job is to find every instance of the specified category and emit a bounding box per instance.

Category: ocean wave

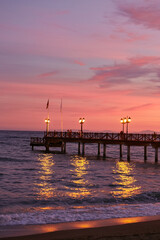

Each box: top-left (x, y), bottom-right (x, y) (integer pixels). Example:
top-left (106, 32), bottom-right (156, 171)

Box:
top-left (0, 157), bottom-right (31, 162)
top-left (1, 202), bottom-right (160, 226)
top-left (2, 191), bottom-right (160, 209)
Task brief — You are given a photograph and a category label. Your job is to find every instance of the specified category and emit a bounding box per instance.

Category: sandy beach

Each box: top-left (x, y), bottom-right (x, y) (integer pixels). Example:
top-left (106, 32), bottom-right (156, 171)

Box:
top-left (1, 215), bottom-right (160, 240)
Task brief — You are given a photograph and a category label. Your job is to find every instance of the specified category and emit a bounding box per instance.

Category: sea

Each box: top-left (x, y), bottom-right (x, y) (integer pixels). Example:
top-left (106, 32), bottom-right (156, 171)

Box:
top-left (0, 130), bottom-right (160, 226)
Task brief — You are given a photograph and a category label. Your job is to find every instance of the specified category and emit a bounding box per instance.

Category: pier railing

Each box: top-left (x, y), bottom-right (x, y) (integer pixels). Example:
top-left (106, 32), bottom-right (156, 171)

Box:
top-left (30, 137), bottom-right (45, 145)
top-left (43, 131), bottom-right (160, 143)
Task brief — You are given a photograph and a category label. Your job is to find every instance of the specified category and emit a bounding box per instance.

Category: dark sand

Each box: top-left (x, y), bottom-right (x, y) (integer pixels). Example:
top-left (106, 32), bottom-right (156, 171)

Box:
top-left (1, 215), bottom-right (160, 240)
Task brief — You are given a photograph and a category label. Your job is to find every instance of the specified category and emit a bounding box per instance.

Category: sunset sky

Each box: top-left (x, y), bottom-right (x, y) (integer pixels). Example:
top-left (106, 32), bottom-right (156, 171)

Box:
top-left (1, 0), bottom-right (160, 132)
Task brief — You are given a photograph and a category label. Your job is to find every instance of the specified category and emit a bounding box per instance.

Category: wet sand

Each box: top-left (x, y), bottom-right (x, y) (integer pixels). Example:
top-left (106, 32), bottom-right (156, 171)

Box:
top-left (1, 215), bottom-right (160, 240)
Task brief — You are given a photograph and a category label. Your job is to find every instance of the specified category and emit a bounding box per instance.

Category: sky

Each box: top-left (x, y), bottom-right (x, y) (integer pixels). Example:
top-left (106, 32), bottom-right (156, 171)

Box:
top-left (1, 0), bottom-right (160, 132)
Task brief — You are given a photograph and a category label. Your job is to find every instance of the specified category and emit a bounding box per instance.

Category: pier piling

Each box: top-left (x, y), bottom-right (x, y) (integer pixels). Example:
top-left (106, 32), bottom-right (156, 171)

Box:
top-left (144, 146), bottom-right (147, 162)
top-left (103, 144), bottom-right (106, 158)
top-left (63, 142), bottom-right (66, 153)
top-left (98, 143), bottom-right (100, 156)
top-left (78, 142), bottom-right (81, 155)
top-left (120, 144), bottom-right (122, 159)
top-left (82, 143), bottom-right (85, 156)
top-left (45, 145), bottom-right (49, 152)
top-left (155, 147), bottom-right (158, 163)
top-left (127, 145), bottom-right (130, 162)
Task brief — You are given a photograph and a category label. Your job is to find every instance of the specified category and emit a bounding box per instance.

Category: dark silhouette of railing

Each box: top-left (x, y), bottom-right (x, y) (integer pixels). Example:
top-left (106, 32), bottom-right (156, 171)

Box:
top-left (30, 132), bottom-right (160, 144)
top-left (30, 137), bottom-right (45, 145)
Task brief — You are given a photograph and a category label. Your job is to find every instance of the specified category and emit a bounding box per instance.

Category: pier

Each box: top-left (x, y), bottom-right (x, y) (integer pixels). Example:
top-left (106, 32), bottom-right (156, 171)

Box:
top-left (30, 131), bottom-right (160, 162)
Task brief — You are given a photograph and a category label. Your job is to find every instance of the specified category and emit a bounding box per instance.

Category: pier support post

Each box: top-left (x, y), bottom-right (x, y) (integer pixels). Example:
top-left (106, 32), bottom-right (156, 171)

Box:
top-left (61, 143), bottom-right (64, 153)
top-left (78, 142), bottom-right (81, 155)
top-left (144, 146), bottom-right (147, 162)
top-left (120, 144), bottom-right (122, 159)
top-left (45, 145), bottom-right (49, 152)
top-left (155, 147), bottom-right (158, 163)
top-left (62, 142), bottom-right (66, 154)
top-left (64, 142), bottom-right (66, 153)
top-left (127, 145), bottom-right (130, 162)
top-left (103, 144), bottom-right (106, 158)
top-left (98, 143), bottom-right (100, 156)
top-left (82, 143), bottom-right (85, 156)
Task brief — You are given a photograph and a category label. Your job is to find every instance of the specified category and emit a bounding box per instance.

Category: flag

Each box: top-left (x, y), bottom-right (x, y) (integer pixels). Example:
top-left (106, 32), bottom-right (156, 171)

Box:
top-left (46, 99), bottom-right (49, 109)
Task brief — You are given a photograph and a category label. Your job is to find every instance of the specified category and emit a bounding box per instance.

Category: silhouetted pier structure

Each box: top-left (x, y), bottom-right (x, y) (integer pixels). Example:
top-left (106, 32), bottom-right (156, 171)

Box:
top-left (30, 131), bottom-right (160, 162)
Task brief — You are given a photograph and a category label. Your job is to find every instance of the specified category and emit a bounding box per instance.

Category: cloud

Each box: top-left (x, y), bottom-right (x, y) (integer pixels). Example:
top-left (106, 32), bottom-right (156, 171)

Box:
top-left (73, 60), bottom-right (85, 66)
top-left (89, 56), bottom-right (160, 88)
top-left (110, 26), bottom-right (149, 43)
top-left (129, 56), bottom-right (160, 66)
top-left (117, 1), bottom-right (160, 30)
top-left (124, 103), bottom-right (153, 111)
top-left (37, 71), bottom-right (58, 78)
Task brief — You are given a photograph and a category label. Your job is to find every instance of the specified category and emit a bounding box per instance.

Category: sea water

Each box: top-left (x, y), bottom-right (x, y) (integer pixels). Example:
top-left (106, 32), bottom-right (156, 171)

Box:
top-left (0, 130), bottom-right (160, 226)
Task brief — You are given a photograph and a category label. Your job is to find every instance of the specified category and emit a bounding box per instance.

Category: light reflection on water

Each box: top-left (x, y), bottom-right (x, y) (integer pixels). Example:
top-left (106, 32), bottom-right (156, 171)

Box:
top-left (34, 154), bottom-right (55, 200)
top-left (34, 154), bottom-right (91, 201)
top-left (34, 154), bottom-right (143, 202)
top-left (67, 156), bottom-right (90, 198)
top-left (111, 161), bottom-right (141, 199)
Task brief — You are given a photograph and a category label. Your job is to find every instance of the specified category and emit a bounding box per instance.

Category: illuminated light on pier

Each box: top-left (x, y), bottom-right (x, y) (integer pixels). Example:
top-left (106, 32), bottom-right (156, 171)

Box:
top-left (79, 118), bottom-right (85, 136)
top-left (120, 118), bottom-right (125, 132)
top-left (120, 116), bottom-right (131, 133)
top-left (126, 116), bottom-right (131, 134)
top-left (45, 118), bottom-right (50, 134)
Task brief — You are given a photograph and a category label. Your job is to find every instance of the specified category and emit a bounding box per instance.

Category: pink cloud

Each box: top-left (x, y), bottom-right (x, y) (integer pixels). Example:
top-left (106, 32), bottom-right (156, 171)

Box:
top-left (124, 103), bottom-right (153, 111)
top-left (118, 1), bottom-right (160, 30)
top-left (73, 60), bottom-right (85, 66)
top-left (37, 71), bottom-right (58, 78)
top-left (129, 56), bottom-right (160, 66)
top-left (110, 26), bottom-right (149, 43)
top-left (89, 56), bottom-right (160, 88)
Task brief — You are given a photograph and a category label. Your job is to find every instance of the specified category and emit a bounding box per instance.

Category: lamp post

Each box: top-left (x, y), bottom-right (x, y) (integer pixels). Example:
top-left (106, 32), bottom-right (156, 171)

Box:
top-left (120, 116), bottom-right (131, 133)
top-left (45, 118), bottom-right (50, 135)
top-left (79, 118), bottom-right (85, 136)
top-left (120, 118), bottom-right (125, 132)
top-left (126, 116), bottom-right (131, 134)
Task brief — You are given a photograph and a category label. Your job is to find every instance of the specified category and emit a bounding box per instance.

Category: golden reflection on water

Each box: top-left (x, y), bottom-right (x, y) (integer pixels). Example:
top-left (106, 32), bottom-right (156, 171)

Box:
top-left (68, 156), bottom-right (90, 198)
top-left (111, 161), bottom-right (141, 199)
top-left (34, 154), bottom-right (55, 200)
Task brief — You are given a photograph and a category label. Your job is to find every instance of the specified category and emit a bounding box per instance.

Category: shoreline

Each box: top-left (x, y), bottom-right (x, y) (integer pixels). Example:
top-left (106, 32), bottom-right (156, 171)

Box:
top-left (1, 215), bottom-right (160, 240)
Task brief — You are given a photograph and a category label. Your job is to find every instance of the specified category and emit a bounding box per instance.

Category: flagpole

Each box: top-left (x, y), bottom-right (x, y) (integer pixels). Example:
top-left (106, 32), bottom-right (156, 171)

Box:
top-left (60, 98), bottom-right (63, 133)
top-left (45, 99), bottom-right (50, 135)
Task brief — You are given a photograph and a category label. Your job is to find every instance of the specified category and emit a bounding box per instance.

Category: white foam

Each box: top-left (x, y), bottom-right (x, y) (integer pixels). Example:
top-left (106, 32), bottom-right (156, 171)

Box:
top-left (1, 202), bottom-right (160, 226)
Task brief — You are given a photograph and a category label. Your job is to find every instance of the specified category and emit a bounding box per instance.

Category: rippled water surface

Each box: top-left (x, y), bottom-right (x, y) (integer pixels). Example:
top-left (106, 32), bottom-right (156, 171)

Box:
top-left (0, 130), bottom-right (160, 225)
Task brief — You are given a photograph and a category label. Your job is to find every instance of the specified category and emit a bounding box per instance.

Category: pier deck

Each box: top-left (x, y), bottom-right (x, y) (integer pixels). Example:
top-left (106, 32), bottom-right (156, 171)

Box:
top-left (30, 132), bottom-right (160, 162)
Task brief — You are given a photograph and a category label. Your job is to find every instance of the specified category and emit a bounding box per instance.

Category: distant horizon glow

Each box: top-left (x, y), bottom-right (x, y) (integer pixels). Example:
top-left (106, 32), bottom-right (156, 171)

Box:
top-left (1, 0), bottom-right (160, 132)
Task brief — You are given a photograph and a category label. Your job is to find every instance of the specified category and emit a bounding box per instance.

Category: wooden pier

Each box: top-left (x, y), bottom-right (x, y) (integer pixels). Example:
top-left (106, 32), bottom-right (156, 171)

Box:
top-left (30, 131), bottom-right (160, 162)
